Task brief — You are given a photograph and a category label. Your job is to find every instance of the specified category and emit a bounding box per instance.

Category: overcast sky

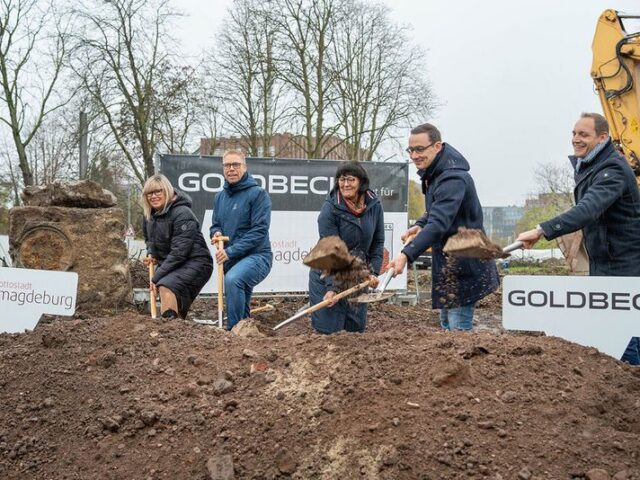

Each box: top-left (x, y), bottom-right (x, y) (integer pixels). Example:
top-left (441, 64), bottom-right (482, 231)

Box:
top-left (176, 0), bottom-right (640, 206)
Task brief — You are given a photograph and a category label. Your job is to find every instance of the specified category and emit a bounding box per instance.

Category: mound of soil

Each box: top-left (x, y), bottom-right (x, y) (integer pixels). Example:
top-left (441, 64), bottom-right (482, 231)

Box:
top-left (1, 301), bottom-right (639, 479)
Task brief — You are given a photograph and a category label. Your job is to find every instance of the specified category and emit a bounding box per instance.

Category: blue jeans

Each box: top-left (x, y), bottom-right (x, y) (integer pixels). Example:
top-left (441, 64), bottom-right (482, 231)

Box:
top-left (440, 303), bottom-right (475, 331)
top-left (224, 254), bottom-right (271, 330)
top-left (308, 269), bottom-right (367, 334)
top-left (621, 337), bottom-right (640, 365)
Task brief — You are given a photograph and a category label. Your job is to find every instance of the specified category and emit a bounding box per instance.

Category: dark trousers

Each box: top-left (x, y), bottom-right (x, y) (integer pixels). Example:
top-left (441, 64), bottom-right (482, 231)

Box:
top-left (621, 337), bottom-right (640, 365)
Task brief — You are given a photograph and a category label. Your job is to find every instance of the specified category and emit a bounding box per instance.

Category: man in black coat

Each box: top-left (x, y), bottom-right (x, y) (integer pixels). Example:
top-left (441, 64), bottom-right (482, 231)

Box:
top-left (518, 112), bottom-right (640, 365)
top-left (389, 123), bottom-right (499, 331)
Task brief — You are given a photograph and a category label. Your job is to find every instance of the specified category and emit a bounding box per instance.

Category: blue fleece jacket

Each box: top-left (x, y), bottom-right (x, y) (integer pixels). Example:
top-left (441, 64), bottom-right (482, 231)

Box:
top-left (210, 172), bottom-right (272, 271)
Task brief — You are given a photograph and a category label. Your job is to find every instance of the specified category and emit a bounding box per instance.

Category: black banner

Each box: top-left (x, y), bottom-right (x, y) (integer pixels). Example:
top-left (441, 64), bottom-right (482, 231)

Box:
top-left (159, 155), bottom-right (408, 221)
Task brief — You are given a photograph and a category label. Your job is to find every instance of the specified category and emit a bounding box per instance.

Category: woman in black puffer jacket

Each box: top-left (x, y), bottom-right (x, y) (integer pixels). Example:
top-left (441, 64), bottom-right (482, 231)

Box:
top-left (142, 174), bottom-right (213, 319)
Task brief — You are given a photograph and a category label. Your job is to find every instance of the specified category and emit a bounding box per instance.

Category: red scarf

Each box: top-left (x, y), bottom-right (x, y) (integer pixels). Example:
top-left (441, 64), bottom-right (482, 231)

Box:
top-left (343, 194), bottom-right (366, 217)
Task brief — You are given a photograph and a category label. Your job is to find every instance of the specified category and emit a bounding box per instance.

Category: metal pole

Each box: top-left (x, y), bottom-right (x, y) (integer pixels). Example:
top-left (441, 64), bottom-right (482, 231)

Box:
top-left (127, 187), bottom-right (131, 226)
top-left (79, 111), bottom-right (88, 179)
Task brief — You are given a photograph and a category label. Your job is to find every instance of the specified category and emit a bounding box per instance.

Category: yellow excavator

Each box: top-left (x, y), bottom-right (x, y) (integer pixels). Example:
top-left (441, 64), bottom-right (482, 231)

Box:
top-left (591, 9), bottom-right (640, 180)
top-left (558, 9), bottom-right (640, 273)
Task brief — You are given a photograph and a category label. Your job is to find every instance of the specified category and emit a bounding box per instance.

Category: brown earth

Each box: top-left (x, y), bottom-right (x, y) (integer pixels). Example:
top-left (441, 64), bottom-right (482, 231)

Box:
top-left (9, 206), bottom-right (131, 311)
top-left (1, 271), bottom-right (639, 479)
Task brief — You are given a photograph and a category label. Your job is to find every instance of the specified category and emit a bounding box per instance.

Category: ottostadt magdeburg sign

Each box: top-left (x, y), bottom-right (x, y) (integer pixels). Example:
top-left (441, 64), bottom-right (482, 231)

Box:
top-left (0, 267), bottom-right (78, 334)
top-left (503, 275), bottom-right (640, 359)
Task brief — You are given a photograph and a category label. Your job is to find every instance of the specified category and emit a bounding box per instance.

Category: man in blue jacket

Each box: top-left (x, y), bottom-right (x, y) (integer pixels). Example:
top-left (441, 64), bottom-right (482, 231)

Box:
top-left (210, 149), bottom-right (273, 329)
top-left (518, 112), bottom-right (640, 365)
top-left (388, 123), bottom-right (499, 330)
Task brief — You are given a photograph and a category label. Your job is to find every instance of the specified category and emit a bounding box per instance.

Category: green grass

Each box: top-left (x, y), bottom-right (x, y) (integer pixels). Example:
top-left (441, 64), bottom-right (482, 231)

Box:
top-left (504, 264), bottom-right (571, 276)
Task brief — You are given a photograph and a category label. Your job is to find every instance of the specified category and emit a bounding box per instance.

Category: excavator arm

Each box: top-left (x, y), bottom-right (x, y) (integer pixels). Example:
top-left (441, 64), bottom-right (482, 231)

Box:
top-left (591, 9), bottom-right (640, 180)
top-left (558, 11), bottom-right (640, 275)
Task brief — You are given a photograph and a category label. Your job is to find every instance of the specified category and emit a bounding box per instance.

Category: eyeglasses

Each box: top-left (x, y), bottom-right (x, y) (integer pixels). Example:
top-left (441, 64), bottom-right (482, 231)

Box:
top-left (338, 176), bottom-right (359, 184)
top-left (223, 162), bottom-right (244, 170)
top-left (405, 143), bottom-right (435, 154)
top-left (145, 189), bottom-right (164, 199)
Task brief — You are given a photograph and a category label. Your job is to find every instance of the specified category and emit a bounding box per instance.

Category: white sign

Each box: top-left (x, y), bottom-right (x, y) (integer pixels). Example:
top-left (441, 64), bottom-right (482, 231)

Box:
top-left (502, 275), bottom-right (640, 359)
top-left (200, 210), bottom-right (408, 293)
top-left (0, 267), bottom-right (78, 333)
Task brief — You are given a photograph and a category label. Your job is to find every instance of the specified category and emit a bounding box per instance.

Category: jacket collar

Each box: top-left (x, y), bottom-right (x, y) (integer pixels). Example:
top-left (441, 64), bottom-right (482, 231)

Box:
top-left (570, 139), bottom-right (616, 185)
top-left (572, 138), bottom-right (611, 173)
top-left (331, 189), bottom-right (379, 212)
top-left (224, 172), bottom-right (257, 193)
top-left (419, 143), bottom-right (471, 185)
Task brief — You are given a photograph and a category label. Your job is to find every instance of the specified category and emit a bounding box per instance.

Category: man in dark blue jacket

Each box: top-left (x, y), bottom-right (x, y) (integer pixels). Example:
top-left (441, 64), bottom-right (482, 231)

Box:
top-left (518, 112), bottom-right (640, 365)
top-left (210, 149), bottom-right (273, 329)
top-left (389, 123), bottom-right (499, 330)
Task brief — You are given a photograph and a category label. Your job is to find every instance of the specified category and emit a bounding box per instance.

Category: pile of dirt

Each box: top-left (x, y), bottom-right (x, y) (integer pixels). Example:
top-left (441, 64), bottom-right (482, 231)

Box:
top-left (443, 227), bottom-right (507, 260)
top-left (0, 302), bottom-right (639, 479)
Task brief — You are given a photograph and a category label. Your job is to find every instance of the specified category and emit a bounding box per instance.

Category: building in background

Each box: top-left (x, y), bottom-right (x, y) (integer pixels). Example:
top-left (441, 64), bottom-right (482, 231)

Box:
top-left (482, 206), bottom-right (524, 244)
top-left (199, 132), bottom-right (369, 160)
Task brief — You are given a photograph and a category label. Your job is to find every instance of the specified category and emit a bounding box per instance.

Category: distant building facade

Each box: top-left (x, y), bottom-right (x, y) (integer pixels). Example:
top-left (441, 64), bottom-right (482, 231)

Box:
top-left (524, 192), bottom-right (573, 210)
top-left (482, 206), bottom-right (524, 244)
top-left (199, 132), bottom-right (369, 160)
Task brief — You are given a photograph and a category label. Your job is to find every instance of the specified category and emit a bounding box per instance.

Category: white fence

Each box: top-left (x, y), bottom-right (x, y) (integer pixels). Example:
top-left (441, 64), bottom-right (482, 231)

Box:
top-left (509, 248), bottom-right (563, 261)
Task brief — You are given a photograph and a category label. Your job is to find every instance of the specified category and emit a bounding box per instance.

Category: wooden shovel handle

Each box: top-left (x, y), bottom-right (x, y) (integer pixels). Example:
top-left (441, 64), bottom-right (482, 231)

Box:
top-left (212, 235), bottom-right (230, 245)
top-left (250, 304), bottom-right (275, 314)
top-left (403, 232), bottom-right (417, 245)
top-left (214, 237), bottom-right (229, 328)
top-left (272, 279), bottom-right (372, 331)
top-left (147, 259), bottom-right (158, 319)
top-left (305, 279), bottom-right (374, 315)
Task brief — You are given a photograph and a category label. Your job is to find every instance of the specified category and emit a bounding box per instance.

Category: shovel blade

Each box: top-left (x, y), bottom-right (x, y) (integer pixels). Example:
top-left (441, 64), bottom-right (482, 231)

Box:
top-left (193, 318), bottom-right (217, 325)
top-left (350, 292), bottom-right (395, 303)
top-left (375, 269), bottom-right (394, 294)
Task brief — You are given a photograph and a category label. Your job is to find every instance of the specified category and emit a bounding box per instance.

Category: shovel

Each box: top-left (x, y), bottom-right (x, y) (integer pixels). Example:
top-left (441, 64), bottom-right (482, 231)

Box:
top-left (213, 236), bottom-right (230, 327)
top-left (146, 256), bottom-right (158, 319)
top-left (273, 278), bottom-right (374, 330)
top-left (350, 268), bottom-right (395, 303)
top-left (350, 231), bottom-right (419, 303)
top-left (443, 228), bottom-right (522, 260)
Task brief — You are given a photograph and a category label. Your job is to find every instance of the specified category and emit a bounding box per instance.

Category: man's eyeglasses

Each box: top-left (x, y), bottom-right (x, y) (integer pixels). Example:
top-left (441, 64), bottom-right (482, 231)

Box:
top-left (223, 162), bottom-right (244, 170)
top-left (145, 189), bottom-right (164, 199)
top-left (405, 143), bottom-right (435, 154)
top-left (338, 176), bottom-right (359, 184)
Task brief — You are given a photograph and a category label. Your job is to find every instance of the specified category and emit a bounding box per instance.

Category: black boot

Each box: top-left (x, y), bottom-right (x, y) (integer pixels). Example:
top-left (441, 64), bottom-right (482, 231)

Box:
top-left (161, 309), bottom-right (179, 320)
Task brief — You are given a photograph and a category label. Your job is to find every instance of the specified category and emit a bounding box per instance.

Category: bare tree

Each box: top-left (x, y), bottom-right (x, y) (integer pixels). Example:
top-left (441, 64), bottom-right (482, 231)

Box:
top-left (211, 0), bottom-right (287, 156)
top-left (328, 1), bottom-right (436, 160)
top-left (532, 161), bottom-right (575, 210)
top-left (0, 140), bottom-right (20, 204)
top-left (26, 113), bottom-right (76, 184)
top-left (271, 0), bottom-right (344, 159)
top-left (516, 161), bottom-right (576, 251)
top-left (212, 0), bottom-right (436, 161)
top-left (155, 63), bottom-right (202, 154)
top-left (73, 0), bottom-right (178, 185)
top-left (0, 0), bottom-right (71, 186)
top-left (197, 76), bottom-right (224, 155)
